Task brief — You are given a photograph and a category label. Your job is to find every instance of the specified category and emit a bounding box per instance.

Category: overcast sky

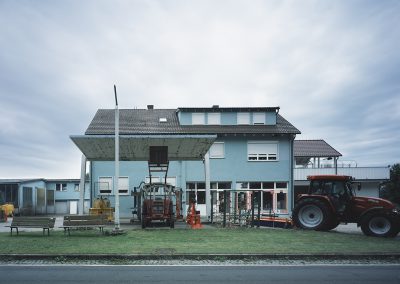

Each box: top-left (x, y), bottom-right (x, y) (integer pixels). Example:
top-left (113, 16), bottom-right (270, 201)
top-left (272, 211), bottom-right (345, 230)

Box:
top-left (0, 0), bottom-right (399, 178)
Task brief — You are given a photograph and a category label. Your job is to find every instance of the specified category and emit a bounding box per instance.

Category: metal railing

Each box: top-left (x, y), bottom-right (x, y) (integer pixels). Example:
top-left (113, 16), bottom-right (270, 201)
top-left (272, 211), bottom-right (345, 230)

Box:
top-left (294, 167), bottom-right (390, 181)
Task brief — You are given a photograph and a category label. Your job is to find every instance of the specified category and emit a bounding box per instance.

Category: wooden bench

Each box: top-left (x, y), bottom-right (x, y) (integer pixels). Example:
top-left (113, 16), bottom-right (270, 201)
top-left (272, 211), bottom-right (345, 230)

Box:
top-left (9, 217), bottom-right (56, 236)
top-left (61, 215), bottom-right (107, 235)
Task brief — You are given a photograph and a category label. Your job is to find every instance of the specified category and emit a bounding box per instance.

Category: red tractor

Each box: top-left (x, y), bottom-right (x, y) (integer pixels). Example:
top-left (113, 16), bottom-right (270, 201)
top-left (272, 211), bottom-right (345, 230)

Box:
top-left (293, 175), bottom-right (400, 237)
top-left (140, 182), bottom-right (176, 229)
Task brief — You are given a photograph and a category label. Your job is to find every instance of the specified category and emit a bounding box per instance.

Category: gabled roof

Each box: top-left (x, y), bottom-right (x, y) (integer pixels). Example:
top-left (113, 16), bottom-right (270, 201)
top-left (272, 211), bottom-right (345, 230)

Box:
top-left (294, 140), bottom-right (342, 158)
top-left (84, 109), bottom-right (300, 135)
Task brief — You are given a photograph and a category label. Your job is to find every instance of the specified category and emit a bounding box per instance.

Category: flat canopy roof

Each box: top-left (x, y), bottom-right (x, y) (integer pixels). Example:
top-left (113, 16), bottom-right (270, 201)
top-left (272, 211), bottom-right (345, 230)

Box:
top-left (70, 134), bottom-right (217, 161)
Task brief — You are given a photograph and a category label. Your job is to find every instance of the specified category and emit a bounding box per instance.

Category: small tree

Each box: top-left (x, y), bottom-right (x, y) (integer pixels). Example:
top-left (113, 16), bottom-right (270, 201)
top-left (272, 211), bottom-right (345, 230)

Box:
top-left (380, 163), bottom-right (400, 205)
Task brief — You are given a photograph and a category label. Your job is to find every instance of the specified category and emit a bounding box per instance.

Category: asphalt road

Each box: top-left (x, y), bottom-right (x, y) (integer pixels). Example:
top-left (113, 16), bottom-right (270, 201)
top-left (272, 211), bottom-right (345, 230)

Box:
top-left (0, 265), bottom-right (399, 284)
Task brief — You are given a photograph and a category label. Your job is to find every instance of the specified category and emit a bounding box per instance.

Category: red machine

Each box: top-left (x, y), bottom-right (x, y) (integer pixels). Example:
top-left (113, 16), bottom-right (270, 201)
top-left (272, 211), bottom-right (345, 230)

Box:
top-left (186, 199), bottom-right (202, 229)
top-left (292, 175), bottom-right (400, 237)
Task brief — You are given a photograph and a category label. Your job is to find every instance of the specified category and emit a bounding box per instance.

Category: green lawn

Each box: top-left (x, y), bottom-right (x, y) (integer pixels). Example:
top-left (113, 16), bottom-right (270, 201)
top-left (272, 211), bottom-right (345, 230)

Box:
top-left (1, 228), bottom-right (399, 255)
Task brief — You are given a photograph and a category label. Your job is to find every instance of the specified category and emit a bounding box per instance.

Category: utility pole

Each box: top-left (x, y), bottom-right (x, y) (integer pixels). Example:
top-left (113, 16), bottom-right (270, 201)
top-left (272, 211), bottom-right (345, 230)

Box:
top-left (114, 84), bottom-right (120, 231)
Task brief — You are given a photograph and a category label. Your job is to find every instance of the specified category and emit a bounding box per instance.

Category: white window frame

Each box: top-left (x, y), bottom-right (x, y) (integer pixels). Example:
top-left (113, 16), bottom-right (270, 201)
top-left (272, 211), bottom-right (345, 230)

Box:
top-left (74, 183), bottom-right (80, 192)
top-left (247, 141), bottom-right (278, 161)
top-left (118, 176), bottom-right (129, 195)
top-left (192, 113), bottom-right (205, 125)
top-left (209, 142), bottom-right (225, 159)
top-left (253, 113), bottom-right (266, 125)
top-left (98, 177), bottom-right (113, 195)
top-left (235, 181), bottom-right (288, 214)
top-left (237, 112), bottom-right (250, 125)
top-left (207, 113), bottom-right (221, 125)
top-left (55, 183), bottom-right (67, 192)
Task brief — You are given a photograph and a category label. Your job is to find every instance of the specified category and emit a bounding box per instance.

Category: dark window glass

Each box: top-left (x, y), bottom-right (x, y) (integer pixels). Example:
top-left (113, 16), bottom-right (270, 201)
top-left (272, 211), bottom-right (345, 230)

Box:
top-left (262, 182), bottom-right (274, 189)
top-left (249, 182), bottom-right (262, 189)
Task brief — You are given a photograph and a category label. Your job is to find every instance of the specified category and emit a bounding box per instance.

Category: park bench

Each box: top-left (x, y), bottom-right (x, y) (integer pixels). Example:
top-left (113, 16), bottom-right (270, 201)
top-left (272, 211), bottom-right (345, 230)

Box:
top-left (9, 217), bottom-right (56, 236)
top-left (61, 215), bottom-right (107, 235)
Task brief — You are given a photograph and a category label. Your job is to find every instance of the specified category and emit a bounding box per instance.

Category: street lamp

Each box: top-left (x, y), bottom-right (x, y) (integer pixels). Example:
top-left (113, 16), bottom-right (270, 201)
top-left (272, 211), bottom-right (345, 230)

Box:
top-left (114, 84), bottom-right (120, 231)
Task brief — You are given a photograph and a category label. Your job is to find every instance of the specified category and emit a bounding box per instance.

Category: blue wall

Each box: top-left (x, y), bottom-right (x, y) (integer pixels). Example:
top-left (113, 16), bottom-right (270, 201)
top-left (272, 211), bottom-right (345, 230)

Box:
top-left (90, 135), bottom-right (294, 218)
top-left (178, 111), bottom-right (277, 125)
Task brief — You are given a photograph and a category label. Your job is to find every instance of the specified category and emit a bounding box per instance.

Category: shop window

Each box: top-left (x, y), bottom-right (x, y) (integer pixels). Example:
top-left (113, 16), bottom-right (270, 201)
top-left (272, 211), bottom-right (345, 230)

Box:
top-left (276, 182), bottom-right (287, 189)
top-left (277, 192), bottom-right (287, 212)
top-left (262, 191), bottom-right (273, 211)
top-left (249, 182), bottom-right (262, 189)
top-left (262, 182), bottom-right (274, 189)
top-left (186, 182), bottom-right (206, 205)
top-left (197, 191), bottom-right (206, 204)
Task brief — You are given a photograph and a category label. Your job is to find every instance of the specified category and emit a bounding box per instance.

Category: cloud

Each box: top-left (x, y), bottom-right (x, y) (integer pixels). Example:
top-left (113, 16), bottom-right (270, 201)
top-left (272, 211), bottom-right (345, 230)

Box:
top-left (0, 0), bottom-right (399, 177)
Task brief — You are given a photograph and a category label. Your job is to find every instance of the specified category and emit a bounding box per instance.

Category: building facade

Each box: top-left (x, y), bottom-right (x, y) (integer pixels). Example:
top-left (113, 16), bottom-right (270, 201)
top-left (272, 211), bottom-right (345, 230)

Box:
top-left (0, 179), bottom-right (90, 216)
top-left (78, 106), bottom-right (300, 219)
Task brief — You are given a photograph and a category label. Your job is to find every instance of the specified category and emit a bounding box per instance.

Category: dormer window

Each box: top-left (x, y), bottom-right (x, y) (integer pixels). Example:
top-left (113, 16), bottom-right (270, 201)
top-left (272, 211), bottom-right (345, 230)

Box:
top-left (237, 112), bottom-right (250, 125)
top-left (253, 113), bottom-right (266, 125)
top-left (192, 113), bottom-right (205, 125)
top-left (207, 113), bottom-right (221, 125)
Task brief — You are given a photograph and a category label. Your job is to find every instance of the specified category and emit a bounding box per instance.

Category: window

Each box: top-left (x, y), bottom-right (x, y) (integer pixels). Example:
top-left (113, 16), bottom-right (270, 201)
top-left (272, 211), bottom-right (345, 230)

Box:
top-left (237, 112), bottom-right (250, 125)
top-left (55, 183), bottom-right (67, 192)
top-left (98, 177), bottom-right (112, 195)
top-left (186, 182), bottom-right (206, 204)
top-left (74, 184), bottom-right (80, 192)
top-left (253, 113), bottom-right (266, 125)
top-left (209, 142), bottom-right (224, 158)
top-left (118, 177), bottom-right (129, 195)
top-left (235, 181), bottom-right (288, 214)
top-left (192, 113), bottom-right (205, 125)
top-left (248, 141), bottom-right (278, 161)
top-left (277, 192), bottom-right (287, 211)
top-left (207, 113), bottom-right (221, 125)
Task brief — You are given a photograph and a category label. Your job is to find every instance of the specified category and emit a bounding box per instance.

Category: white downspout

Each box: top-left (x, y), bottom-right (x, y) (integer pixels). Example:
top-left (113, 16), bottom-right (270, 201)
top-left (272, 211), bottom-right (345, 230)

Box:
top-left (78, 154), bottom-right (87, 214)
top-left (204, 152), bottom-right (211, 219)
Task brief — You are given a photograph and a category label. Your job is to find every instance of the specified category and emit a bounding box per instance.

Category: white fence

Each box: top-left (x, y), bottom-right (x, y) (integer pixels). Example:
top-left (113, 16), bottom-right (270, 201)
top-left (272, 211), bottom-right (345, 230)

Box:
top-left (294, 167), bottom-right (390, 181)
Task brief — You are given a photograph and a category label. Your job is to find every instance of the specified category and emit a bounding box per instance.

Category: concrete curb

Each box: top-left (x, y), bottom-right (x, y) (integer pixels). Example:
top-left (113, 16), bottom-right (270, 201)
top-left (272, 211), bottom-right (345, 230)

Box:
top-left (2, 253), bottom-right (400, 261)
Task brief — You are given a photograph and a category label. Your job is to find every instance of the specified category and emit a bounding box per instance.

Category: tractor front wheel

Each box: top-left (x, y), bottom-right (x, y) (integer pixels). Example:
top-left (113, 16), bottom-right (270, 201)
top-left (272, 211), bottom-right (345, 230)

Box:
top-left (361, 213), bottom-right (399, 237)
top-left (293, 199), bottom-right (333, 231)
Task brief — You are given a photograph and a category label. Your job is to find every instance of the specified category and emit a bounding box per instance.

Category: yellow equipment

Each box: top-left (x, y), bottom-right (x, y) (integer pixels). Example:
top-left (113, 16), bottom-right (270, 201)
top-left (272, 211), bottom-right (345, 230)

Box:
top-left (89, 197), bottom-right (114, 222)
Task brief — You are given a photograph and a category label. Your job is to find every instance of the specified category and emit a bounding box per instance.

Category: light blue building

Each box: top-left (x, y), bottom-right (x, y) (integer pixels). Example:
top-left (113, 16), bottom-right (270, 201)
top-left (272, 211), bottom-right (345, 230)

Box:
top-left (72, 105), bottom-right (300, 219)
top-left (0, 179), bottom-right (90, 216)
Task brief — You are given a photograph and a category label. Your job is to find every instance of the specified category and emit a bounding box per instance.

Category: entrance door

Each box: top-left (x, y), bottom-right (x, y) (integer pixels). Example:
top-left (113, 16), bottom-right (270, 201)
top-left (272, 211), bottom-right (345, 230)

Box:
top-left (69, 201), bottom-right (78, 214)
top-left (46, 190), bottom-right (55, 214)
top-left (36, 187), bottom-right (46, 215)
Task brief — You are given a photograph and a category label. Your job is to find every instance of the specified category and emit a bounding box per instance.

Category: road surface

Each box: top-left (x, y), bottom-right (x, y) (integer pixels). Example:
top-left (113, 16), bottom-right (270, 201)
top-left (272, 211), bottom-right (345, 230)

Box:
top-left (0, 264), bottom-right (399, 283)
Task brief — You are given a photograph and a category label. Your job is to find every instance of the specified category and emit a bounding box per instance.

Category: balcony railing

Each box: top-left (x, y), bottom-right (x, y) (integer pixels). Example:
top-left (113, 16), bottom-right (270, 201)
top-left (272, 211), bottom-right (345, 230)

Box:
top-left (294, 167), bottom-right (390, 181)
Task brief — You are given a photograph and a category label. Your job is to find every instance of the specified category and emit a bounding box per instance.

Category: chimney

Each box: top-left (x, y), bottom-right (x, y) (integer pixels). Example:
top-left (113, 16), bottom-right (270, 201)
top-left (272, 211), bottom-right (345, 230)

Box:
top-left (147, 105), bottom-right (154, 110)
top-left (212, 105), bottom-right (219, 108)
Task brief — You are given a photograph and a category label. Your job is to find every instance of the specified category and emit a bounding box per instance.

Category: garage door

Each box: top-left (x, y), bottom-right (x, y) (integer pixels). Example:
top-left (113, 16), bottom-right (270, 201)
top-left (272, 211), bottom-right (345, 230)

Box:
top-left (55, 201), bottom-right (68, 214)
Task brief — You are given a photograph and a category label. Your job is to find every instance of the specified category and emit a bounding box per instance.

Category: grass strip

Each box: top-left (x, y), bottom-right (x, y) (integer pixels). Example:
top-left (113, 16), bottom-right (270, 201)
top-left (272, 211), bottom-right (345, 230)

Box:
top-left (1, 227), bottom-right (399, 255)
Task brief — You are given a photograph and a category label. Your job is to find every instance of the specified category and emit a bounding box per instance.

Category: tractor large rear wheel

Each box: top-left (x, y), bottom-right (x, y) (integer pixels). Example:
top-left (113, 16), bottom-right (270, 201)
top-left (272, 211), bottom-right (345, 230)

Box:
top-left (360, 213), bottom-right (399, 237)
top-left (293, 198), bottom-right (334, 231)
